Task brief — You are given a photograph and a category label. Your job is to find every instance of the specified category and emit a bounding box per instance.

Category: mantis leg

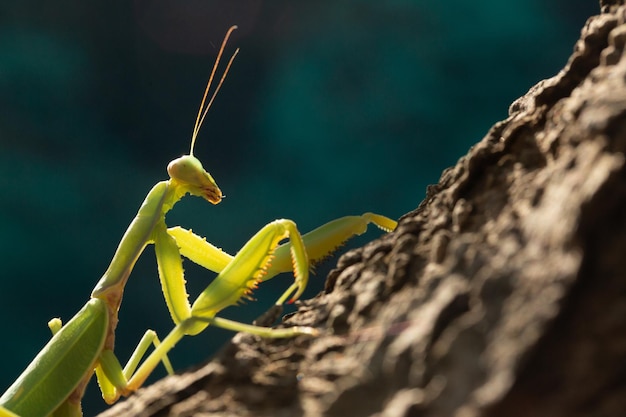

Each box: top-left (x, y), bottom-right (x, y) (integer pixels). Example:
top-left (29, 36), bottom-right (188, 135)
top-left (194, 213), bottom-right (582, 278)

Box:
top-left (123, 330), bottom-right (174, 378)
top-left (167, 212), bottom-right (397, 304)
top-left (94, 329), bottom-right (173, 404)
top-left (154, 221), bottom-right (192, 327)
top-left (48, 318), bottom-right (63, 335)
top-left (166, 226), bottom-right (233, 273)
top-left (125, 312), bottom-right (318, 393)
top-left (202, 315), bottom-right (318, 337)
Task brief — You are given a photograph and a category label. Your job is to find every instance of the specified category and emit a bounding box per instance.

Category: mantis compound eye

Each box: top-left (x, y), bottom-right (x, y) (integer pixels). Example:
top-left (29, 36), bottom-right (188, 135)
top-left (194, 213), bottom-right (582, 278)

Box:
top-left (167, 155), bottom-right (201, 180)
top-left (167, 155), bottom-right (223, 204)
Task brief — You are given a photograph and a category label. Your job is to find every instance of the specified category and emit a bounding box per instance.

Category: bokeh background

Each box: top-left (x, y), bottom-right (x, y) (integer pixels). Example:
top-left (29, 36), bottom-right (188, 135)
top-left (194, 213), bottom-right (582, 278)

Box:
top-left (0, 1), bottom-right (596, 414)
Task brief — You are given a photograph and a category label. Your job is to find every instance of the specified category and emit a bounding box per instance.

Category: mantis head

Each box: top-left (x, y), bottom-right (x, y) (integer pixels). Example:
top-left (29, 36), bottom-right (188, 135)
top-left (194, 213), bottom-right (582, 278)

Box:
top-left (168, 25), bottom-right (238, 205)
top-left (167, 155), bottom-right (222, 204)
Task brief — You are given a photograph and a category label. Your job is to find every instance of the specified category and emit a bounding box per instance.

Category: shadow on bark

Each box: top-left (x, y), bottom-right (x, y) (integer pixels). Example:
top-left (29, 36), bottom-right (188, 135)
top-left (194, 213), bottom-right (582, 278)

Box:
top-left (100, 2), bottom-right (626, 416)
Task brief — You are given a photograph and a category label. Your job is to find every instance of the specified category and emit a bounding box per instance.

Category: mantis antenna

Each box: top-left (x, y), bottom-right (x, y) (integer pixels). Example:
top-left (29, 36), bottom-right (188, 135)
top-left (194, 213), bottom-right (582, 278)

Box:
top-left (190, 25), bottom-right (240, 156)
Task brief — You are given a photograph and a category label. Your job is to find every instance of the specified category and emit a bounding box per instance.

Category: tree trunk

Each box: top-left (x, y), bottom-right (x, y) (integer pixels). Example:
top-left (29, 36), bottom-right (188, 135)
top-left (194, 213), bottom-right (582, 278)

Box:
top-left (99, 2), bottom-right (626, 416)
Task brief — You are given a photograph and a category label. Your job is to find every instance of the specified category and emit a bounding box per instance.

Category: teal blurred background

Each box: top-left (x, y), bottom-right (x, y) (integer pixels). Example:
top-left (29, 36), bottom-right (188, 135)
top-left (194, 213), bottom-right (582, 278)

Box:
top-left (0, 1), bottom-right (595, 415)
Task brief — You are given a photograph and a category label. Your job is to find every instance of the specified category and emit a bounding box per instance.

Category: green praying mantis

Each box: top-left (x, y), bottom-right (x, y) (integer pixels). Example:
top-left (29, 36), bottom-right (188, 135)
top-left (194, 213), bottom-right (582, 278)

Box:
top-left (0, 26), bottom-right (397, 417)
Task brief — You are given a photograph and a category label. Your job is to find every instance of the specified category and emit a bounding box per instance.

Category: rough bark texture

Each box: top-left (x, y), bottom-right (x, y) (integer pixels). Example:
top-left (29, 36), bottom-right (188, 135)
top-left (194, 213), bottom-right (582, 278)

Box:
top-left (100, 3), bottom-right (626, 416)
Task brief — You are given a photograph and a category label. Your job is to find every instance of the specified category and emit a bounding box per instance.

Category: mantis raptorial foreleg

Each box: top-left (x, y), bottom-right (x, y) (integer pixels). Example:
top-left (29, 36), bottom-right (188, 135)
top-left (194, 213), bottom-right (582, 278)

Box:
top-left (167, 212), bottom-right (397, 305)
top-left (113, 219), bottom-right (318, 396)
top-left (0, 25), bottom-right (397, 417)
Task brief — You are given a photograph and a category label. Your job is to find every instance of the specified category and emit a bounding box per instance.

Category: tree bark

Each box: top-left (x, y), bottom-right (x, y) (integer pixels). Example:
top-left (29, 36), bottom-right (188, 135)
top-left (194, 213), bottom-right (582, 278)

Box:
top-left (99, 2), bottom-right (626, 416)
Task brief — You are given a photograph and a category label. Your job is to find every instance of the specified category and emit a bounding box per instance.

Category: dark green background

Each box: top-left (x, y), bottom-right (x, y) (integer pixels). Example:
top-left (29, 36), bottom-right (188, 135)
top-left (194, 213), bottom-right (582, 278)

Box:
top-left (0, 1), bottom-right (595, 415)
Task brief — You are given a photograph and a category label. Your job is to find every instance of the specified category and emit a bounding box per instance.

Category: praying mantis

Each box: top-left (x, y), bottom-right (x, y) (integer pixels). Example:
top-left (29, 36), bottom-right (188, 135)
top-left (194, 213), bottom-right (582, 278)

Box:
top-left (0, 26), bottom-right (397, 417)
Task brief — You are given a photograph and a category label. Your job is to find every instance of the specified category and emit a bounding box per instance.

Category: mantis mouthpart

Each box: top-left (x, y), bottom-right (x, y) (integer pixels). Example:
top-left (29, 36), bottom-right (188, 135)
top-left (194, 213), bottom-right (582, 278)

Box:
top-left (0, 25), bottom-right (397, 417)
